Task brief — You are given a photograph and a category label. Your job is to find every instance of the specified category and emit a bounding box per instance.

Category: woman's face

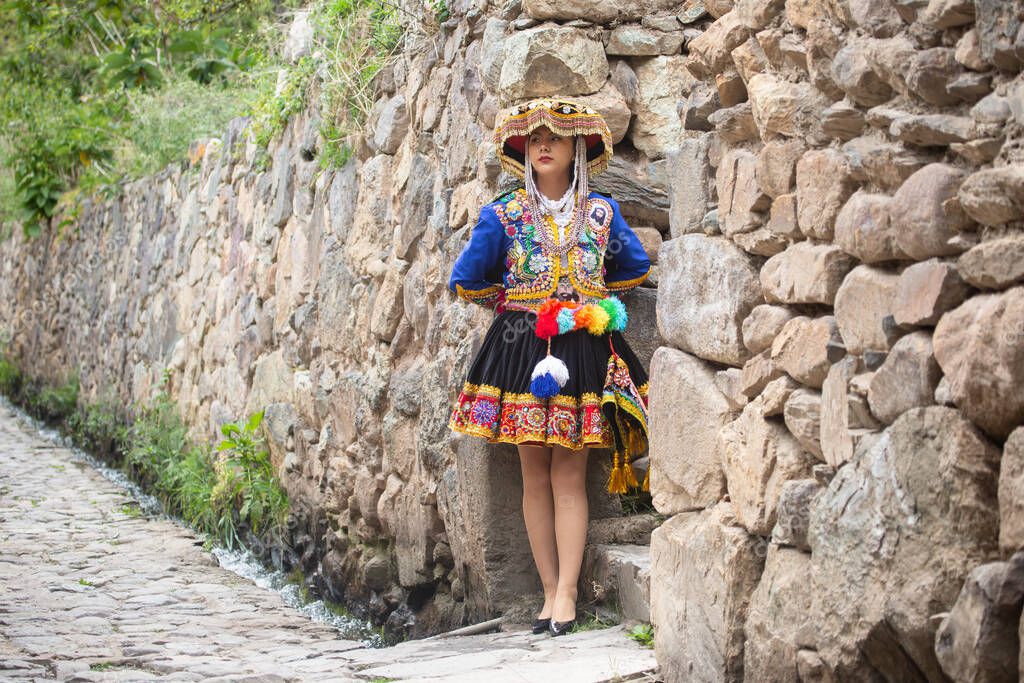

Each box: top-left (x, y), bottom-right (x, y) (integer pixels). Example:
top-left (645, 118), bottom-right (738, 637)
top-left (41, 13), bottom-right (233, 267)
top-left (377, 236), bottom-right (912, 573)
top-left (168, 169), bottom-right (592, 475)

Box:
top-left (527, 126), bottom-right (575, 183)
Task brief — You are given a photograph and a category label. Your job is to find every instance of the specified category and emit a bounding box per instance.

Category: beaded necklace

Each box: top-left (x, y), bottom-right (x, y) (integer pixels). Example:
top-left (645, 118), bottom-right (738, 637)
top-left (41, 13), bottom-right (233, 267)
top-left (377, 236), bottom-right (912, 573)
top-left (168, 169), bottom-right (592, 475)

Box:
top-left (524, 135), bottom-right (589, 258)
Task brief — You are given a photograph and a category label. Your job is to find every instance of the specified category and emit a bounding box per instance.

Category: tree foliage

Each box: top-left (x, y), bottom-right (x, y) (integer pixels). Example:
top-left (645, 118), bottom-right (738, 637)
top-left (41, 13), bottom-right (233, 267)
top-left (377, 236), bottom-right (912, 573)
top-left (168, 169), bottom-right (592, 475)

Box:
top-left (0, 0), bottom-right (296, 236)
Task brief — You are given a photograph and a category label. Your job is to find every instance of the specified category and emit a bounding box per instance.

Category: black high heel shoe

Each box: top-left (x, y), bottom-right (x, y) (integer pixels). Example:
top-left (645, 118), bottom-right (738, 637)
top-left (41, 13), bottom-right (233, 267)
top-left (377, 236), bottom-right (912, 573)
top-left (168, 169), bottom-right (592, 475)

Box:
top-left (549, 617), bottom-right (577, 637)
top-left (531, 617), bottom-right (552, 634)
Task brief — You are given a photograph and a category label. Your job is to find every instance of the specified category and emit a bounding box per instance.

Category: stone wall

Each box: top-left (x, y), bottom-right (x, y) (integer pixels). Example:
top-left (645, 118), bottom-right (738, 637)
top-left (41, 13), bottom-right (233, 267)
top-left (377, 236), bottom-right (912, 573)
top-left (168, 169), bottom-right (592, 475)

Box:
top-left (645, 0), bottom-right (1024, 681)
top-left (0, 0), bottom-right (675, 641)
top-left (2, 0), bottom-right (1023, 678)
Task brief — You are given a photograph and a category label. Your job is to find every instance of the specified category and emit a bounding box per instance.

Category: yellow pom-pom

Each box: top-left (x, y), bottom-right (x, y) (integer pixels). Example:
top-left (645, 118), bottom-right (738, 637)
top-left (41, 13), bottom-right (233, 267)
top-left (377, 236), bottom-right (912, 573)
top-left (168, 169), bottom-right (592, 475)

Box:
top-left (586, 304), bottom-right (610, 335)
top-left (573, 305), bottom-right (593, 330)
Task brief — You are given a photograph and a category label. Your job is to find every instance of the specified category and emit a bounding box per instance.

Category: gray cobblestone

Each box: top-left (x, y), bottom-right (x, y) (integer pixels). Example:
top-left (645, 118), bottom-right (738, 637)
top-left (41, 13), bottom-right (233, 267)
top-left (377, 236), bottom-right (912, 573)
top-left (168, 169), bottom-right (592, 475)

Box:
top-left (0, 402), bottom-right (659, 682)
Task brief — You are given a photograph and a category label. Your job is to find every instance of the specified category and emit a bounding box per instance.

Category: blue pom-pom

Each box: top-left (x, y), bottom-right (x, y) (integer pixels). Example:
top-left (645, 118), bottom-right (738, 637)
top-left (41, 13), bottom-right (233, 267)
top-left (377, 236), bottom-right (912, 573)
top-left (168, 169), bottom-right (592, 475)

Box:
top-left (530, 373), bottom-right (561, 399)
top-left (557, 308), bottom-right (576, 334)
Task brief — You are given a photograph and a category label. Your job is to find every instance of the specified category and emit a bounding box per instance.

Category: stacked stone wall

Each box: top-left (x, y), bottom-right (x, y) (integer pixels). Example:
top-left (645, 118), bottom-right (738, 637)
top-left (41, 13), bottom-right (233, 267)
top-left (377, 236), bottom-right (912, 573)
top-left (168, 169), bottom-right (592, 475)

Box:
top-left (646, 0), bottom-right (1024, 680)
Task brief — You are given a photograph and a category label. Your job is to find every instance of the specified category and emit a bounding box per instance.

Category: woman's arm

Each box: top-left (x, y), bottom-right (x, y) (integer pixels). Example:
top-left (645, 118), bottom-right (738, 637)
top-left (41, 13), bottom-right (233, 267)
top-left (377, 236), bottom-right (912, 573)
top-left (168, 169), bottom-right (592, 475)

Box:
top-left (449, 204), bottom-right (507, 309)
top-left (603, 197), bottom-right (651, 293)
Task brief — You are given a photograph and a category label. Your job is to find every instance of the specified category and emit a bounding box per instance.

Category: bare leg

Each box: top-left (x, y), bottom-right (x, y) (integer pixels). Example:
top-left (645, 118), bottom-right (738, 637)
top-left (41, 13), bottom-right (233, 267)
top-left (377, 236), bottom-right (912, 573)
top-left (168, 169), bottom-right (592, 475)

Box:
top-left (518, 444), bottom-right (558, 619)
top-left (549, 444), bottom-right (589, 623)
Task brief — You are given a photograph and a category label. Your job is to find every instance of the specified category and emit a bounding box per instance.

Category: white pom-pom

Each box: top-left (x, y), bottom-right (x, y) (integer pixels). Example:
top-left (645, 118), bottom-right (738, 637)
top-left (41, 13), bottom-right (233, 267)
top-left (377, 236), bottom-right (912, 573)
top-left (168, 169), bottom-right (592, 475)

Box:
top-left (531, 354), bottom-right (569, 386)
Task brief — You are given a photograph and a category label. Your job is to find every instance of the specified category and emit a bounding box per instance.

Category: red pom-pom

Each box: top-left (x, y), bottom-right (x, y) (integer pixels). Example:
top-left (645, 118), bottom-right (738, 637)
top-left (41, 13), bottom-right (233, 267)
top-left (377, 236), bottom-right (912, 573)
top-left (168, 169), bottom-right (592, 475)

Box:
top-left (536, 311), bottom-right (560, 339)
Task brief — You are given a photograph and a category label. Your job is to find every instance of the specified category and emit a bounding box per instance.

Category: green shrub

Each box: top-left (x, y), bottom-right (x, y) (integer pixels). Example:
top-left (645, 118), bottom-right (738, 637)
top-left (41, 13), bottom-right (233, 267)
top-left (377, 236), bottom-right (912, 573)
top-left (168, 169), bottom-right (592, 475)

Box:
top-left (26, 371), bottom-right (79, 422)
top-left (0, 0), bottom-right (293, 236)
top-left (111, 75), bottom-right (262, 178)
top-left (627, 622), bottom-right (655, 648)
top-left (66, 396), bottom-right (129, 462)
top-left (0, 356), bottom-right (23, 399)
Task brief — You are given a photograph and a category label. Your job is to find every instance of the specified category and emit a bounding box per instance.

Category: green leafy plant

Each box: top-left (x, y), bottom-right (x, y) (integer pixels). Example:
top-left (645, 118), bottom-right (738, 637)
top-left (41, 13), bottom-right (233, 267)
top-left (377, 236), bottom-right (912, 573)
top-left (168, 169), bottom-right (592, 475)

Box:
top-left (27, 371), bottom-right (80, 422)
top-left (627, 622), bottom-right (655, 648)
top-left (67, 395), bottom-right (129, 461)
top-left (429, 0), bottom-right (449, 23)
top-left (210, 409), bottom-right (290, 549)
top-left (0, 356), bottom-right (24, 399)
top-left (118, 370), bottom-right (288, 549)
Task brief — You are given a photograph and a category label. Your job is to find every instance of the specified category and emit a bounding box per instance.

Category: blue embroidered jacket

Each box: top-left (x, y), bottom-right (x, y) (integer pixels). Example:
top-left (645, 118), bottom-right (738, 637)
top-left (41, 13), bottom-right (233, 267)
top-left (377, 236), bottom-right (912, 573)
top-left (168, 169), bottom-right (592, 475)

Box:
top-left (448, 188), bottom-right (651, 310)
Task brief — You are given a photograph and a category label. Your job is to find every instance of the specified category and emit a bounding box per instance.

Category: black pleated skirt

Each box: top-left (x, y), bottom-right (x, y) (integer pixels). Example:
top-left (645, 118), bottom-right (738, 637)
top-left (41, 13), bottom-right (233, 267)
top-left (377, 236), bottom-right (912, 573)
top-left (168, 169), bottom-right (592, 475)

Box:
top-left (448, 309), bottom-right (650, 451)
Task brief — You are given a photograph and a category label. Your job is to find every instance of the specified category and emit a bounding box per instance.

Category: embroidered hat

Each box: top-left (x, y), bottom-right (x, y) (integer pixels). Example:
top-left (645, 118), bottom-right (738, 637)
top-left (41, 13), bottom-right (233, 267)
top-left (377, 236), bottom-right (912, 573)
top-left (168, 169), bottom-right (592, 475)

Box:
top-left (493, 98), bottom-right (614, 179)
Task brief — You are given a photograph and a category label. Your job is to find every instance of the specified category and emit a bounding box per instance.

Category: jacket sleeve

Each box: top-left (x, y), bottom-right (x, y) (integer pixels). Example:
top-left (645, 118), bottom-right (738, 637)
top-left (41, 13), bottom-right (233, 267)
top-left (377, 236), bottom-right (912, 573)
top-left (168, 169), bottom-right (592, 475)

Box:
top-left (448, 204), bottom-right (507, 309)
top-left (603, 198), bottom-right (651, 293)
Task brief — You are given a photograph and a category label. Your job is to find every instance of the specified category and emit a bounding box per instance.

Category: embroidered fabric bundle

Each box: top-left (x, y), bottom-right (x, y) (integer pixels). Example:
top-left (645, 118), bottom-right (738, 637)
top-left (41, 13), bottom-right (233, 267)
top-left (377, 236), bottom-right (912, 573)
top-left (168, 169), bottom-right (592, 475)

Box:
top-left (601, 347), bottom-right (650, 493)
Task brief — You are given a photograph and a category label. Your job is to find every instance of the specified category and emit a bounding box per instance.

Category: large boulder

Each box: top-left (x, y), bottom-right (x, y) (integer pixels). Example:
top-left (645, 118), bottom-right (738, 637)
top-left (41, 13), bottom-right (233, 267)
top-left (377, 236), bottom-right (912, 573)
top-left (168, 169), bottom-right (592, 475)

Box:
top-left (648, 347), bottom-right (731, 515)
top-left (783, 389), bottom-right (824, 461)
top-left (717, 148), bottom-right (770, 237)
top-left (719, 394), bottom-right (818, 536)
top-left (743, 304), bottom-right (799, 355)
top-left (761, 241), bottom-right (856, 305)
top-left (686, 12), bottom-right (751, 81)
top-left (1000, 427), bottom-right (1024, 555)
top-left (372, 93), bottom-right (409, 155)
top-left (657, 235), bottom-right (763, 367)
top-left (834, 191), bottom-right (907, 264)
top-left (650, 503), bottom-right (766, 683)
top-left (808, 407), bottom-right (1001, 680)
top-left (889, 163), bottom-right (975, 260)
top-left (833, 264), bottom-right (901, 355)
top-left (795, 149), bottom-right (860, 241)
top-left (667, 134), bottom-right (715, 237)
top-left (974, 0), bottom-right (1023, 70)
top-left (957, 235), bottom-right (1024, 290)
top-left (498, 27), bottom-right (608, 101)
top-left (747, 73), bottom-right (831, 140)
top-left (744, 546), bottom-right (816, 682)
top-left (632, 56), bottom-right (698, 158)
top-left (831, 41), bottom-right (894, 106)
top-left (934, 556), bottom-right (1024, 683)
top-left (771, 315), bottom-right (842, 389)
top-left (933, 287), bottom-right (1024, 440)
top-left (867, 331), bottom-right (941, 425)
top-left (892, 258), bottom-right (971, 327)
top-left (756, 139), bottom-right (806, 199)
top-left (821, 356), bottom-right (879, 468)
top-left (522, 0), bottom-right (680, 22)
top-left (958, 166), bottom-right (1024, 226)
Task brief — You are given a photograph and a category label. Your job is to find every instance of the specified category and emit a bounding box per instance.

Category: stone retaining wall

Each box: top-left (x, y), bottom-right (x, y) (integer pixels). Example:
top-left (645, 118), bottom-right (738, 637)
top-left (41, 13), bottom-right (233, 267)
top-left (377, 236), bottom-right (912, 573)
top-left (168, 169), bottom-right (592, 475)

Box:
top-left (645, 0), bottom-right (1024, 680)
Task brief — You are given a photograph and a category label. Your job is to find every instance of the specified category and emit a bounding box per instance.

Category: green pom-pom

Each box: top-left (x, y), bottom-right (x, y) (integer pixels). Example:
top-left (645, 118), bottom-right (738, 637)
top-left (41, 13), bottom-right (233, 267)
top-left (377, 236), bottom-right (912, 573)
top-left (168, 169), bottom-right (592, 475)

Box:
top-left (599, 296), bottom-right (628, 331)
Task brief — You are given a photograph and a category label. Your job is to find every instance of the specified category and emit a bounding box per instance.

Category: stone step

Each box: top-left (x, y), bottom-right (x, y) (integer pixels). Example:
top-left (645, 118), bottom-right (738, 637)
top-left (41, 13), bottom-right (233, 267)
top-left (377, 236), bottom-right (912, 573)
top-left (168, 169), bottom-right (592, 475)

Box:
top-left (581, 543), bottom-right (652, 623)
top-left (345, 623), bottom-right (658, 682)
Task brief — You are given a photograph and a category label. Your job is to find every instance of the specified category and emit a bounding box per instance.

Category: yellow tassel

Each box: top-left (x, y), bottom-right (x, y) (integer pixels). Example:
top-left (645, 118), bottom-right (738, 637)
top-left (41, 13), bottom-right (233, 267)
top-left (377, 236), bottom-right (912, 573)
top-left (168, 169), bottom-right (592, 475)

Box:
top-left (642, 466), bottom-right (650, 492)
top-left (606, 449), bottom-right (627, 494)
top-left (623, 460), bottom-right (639, 489)
top-left (607, 465), bottom-right (626, 494)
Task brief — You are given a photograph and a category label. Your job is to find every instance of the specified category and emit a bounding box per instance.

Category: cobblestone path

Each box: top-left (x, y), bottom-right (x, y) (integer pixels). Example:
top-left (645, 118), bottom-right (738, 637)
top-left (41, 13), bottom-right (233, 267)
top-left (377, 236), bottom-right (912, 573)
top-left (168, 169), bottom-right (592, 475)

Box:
top-left (0, 402), bottom-right (659, 682)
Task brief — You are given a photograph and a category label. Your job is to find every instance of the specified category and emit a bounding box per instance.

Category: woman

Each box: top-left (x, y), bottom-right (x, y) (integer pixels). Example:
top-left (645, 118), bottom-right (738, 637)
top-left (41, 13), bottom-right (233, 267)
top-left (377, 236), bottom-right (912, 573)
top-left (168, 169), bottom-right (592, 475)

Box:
top-left (446, 98), bottom-right (651, 637)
